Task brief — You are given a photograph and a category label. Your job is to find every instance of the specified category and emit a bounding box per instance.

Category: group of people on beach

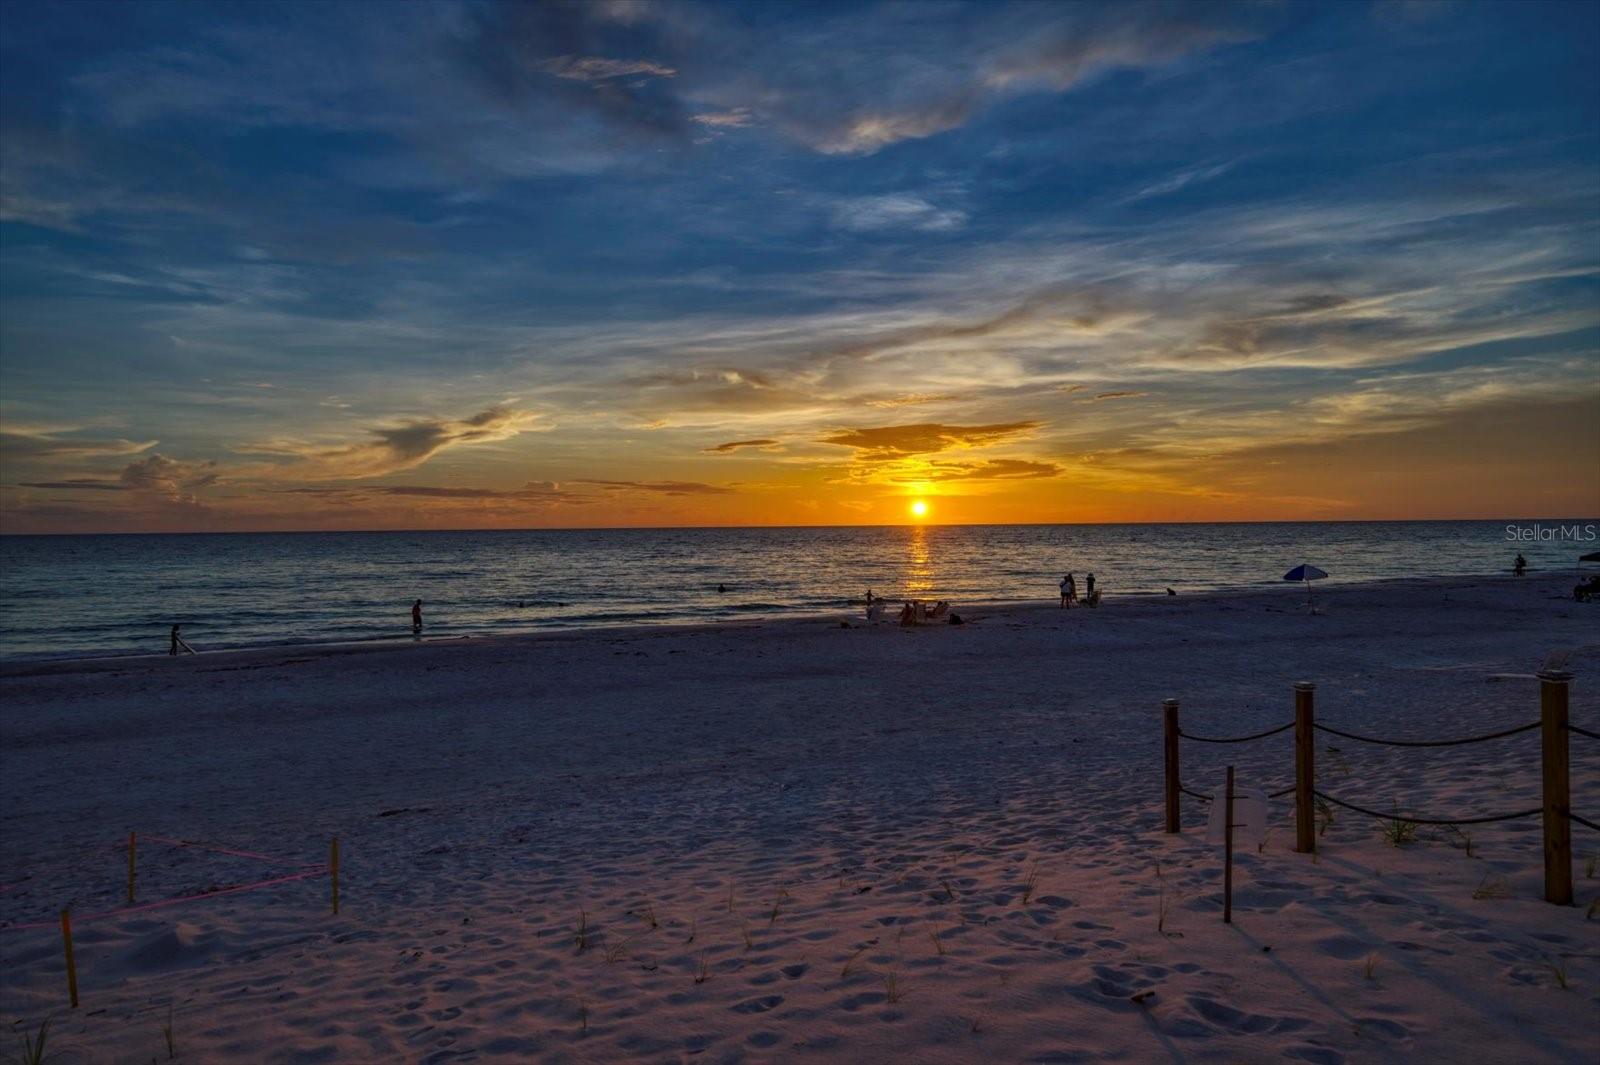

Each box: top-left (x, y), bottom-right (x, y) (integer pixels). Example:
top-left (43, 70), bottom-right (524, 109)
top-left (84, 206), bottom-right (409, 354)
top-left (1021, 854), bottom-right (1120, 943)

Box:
top-left (1058, 571), bottom-right (1101, 608)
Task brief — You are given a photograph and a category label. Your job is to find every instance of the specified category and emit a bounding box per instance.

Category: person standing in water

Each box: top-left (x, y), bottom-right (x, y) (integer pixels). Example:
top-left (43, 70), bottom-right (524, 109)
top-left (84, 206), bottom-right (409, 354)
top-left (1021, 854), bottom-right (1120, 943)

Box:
top-left (169, 624), bottom-right (195, 656)
top-left (411, 599), bottom-right (423, 636)
top-left (1513, 553), bottom-right (1527, 576)
top-left (1085, 572), bottom-right (1096, 598)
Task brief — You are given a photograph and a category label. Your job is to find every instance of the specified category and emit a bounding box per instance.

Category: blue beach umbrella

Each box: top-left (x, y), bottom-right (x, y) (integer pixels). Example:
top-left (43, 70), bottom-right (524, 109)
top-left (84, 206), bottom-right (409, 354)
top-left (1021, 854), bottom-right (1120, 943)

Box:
top-left (1283, 563), bottom-right (1328, 612)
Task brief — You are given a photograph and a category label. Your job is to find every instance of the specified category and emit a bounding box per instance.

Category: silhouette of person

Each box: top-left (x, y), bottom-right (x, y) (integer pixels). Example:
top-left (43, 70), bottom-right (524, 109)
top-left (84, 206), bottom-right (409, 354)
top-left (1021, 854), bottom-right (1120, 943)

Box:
top-left (1513, 553), bottom-right (1527, 576)
top-left (1166, 587), bottom-right (1177, 596)
top-left (718, 584), bottom-right (727, 593)
top-left (411, 599), bottom-right (423, 635)
top-left (1086, 572), bottom-right (1096, 598)
top-left (1059, 573), bottom-right (1076, 608)
top-left (169, 624), bottom-right (194, 656)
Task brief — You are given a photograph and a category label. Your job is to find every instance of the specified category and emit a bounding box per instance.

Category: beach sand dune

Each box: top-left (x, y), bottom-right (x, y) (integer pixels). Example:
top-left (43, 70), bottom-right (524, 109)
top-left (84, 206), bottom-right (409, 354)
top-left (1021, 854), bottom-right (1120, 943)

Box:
top-left (2, 574), bottom-right (1597, 1063)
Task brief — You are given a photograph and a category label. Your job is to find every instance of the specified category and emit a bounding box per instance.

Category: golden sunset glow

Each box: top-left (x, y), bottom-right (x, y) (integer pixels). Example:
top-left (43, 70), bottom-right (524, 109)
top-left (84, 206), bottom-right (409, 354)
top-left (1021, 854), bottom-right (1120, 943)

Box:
top-left (910, 499), bottom-right (929, 520)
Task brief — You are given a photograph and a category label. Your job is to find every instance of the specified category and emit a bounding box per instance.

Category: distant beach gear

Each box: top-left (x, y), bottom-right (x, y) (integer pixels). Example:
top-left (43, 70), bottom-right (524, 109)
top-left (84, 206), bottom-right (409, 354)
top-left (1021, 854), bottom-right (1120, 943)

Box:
top-left (1283, 563), bottom-right (1328, 613)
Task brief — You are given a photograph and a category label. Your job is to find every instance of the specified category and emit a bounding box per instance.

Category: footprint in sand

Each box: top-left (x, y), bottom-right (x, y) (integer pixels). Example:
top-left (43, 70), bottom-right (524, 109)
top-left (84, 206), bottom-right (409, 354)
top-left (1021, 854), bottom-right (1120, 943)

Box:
top-left (1186, 994), bottom-right (1311, 1035)
top-left (731, 994), bottom-right (784, 1014)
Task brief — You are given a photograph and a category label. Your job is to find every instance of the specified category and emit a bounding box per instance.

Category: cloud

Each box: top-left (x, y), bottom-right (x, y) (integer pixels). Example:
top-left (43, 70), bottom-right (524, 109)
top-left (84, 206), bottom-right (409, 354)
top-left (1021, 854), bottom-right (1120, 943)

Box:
top-left (903, 459), bottom-right (1060, 482)
top-left (280, 480), bottom-right (577, 501)
top-left (1094, 391), bottom-right (1149, 401)
top-left (865, 393), bottom-right (963, 408)
top-left (451, 2), bottom-right (693, 142)
top-left (119, 454), bottom-right (220, 500)
top-left (1124, 162), bottom-right (1234, 203)
top-left (691, 108), bottom-right (753, 128)
top-left (782, 5), bottom-right (1257, 154)
top-left (831, 194), bottom-right (967, 233)
top-left (535, 56), bottom-right (677, 81)
top-left (820, 421), bottom-right (1042, 458)
top-left (704, 438), bottom-right (779, 453)
top-left (0, 428), bottom-right (158, 460)
top-left (243, 407), bottom-right (540, 480)
top-left (15, 479), bottom-right (128, 491)
top-left (578, 479), bottom-right (734, 495)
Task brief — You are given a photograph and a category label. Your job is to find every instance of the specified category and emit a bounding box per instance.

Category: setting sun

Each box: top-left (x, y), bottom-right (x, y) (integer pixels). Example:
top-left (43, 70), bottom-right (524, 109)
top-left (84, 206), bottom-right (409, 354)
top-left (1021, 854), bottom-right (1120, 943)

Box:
top-left (909, 499), bottom-right (929, 519)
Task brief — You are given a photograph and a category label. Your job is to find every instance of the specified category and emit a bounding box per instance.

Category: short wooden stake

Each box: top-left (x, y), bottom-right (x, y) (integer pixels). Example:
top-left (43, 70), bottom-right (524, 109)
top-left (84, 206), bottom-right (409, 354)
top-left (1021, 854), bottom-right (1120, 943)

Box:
top-left (127, 830), bottom-right (137, 904)
top-left (1163, 698), bottom-right (1181, 833)
top-left (61, 909), bottom-right (79, 1008)
top-left (1294, 682), bottom-right (1316, 854)
top-left (1223, 766), bottom-right (1235, 924)
top-left (330, 836), bottom-right (340, 915)
top-left (1539, 671), bottom-right (1573, 906)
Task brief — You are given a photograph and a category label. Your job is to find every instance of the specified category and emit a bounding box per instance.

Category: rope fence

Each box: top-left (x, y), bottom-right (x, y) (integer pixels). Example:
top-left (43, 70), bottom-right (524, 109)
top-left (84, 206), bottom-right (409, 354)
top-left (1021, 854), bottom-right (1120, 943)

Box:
top-left (1177, 721), bottom-right (1294, 744)
top-left (1313, 720), bottom-right (1540, 748)
top-left (1183, 784), bottom-right (1296, 801)
top-left (1161, 672), bottom-right (1594, 907)
top-left (1311, 791), bottom-right (1541, 827)
top-left (0, 831), bottom-right (341, 1011)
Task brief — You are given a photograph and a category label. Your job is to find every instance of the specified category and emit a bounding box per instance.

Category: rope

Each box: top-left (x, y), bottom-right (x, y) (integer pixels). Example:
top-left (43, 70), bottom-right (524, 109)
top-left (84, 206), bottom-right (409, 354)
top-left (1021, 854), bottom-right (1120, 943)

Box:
top-left (1180, 783), bottom-right (1293, 802)
top-left (1570, 812), bottom-right (1600, 833)
top-left (1313, 790), bottom-right (1540, 827)
top-left (1179, 721), bottom-right (1294, 744)
top-left (1567, 724), bottom-right (1600, 742)
top-left (138, 835), bottom-right (309, 867)
top-left (1313, 720), bottom-right (1539, 748)
top-left (0, 865), bottom-right (329, 933)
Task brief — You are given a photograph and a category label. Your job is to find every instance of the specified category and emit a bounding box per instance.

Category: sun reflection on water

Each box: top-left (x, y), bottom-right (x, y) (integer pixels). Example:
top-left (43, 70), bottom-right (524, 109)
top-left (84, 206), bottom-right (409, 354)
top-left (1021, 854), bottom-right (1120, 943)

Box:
top-left (905, 523), bottom-right (934, 597)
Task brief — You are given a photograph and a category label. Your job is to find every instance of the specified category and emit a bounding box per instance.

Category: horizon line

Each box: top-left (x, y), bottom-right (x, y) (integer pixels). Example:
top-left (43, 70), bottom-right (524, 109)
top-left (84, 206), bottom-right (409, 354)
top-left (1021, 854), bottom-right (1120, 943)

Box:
top-left (2, 516), bottom-right (1596, 538)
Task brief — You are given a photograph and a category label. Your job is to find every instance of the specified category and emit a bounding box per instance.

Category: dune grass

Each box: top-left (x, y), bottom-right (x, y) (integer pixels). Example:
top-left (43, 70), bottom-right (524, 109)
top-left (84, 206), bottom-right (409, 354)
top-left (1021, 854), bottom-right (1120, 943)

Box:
top-left (1019, 860), bottom-right (1040, 905)
top-left (14, 1016), bottom-right (51, 1065)
top-left (1472, 875), bottom-right (1511, 900)
top-left (1380, 808), bottom-right (1418, 847)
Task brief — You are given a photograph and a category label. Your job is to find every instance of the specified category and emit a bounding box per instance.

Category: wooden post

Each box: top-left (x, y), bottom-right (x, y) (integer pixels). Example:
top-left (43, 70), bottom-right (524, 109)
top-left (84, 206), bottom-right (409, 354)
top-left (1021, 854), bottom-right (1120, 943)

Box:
top-left (1163, 698), bottom-right (1181, 833)
top-left (127, 830), bottom-right (137, 904)
top-left (61, 909), bottom-right (79, 1008)
top-left (1223, 766), bottom-right (1235, 924)
top-left (1294, 682), bottom-right (1316, 854)
top-left (1540, 671), bottom-right (1572, 906)
top-left (330, 836), bottom-right (340, 915)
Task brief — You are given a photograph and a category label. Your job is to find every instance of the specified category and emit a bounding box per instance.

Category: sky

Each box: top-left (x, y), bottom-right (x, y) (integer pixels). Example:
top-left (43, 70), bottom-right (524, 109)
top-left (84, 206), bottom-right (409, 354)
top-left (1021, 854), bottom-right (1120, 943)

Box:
top-left (1, 0), bottom-right (1597, 533)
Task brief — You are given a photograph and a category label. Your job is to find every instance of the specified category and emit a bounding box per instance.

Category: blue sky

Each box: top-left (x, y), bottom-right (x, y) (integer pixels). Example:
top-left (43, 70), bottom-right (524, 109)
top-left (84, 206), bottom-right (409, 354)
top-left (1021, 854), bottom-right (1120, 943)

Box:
top-left (1, 0), bottom-right (1597, 531)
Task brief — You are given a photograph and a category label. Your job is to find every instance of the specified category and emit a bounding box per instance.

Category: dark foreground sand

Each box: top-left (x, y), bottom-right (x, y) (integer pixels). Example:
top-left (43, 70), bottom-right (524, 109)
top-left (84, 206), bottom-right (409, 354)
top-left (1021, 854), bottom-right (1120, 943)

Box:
top-left (2, 574), bottom-right (1597, 1063)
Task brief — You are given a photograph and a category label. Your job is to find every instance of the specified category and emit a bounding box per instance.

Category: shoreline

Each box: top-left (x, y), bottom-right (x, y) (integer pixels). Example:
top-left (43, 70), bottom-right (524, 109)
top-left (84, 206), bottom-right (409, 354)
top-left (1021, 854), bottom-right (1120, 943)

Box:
top-left (2, 568), bottom-right (1582, 675)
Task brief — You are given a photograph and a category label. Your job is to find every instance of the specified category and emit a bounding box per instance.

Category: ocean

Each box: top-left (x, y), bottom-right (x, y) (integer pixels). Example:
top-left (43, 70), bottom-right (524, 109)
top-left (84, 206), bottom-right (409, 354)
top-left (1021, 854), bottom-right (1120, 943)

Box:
top-left (0, 520), bottom-right (1593, 660)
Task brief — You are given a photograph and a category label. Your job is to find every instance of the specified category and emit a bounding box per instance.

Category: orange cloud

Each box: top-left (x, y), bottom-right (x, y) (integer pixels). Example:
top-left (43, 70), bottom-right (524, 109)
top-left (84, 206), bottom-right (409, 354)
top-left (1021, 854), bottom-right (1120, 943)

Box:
top-left (820, 421), bottom-right (1041, 458)
top-left (241, 406), bottom-right (540, 480)
top-left (704, 438), bottom-right (780, 453)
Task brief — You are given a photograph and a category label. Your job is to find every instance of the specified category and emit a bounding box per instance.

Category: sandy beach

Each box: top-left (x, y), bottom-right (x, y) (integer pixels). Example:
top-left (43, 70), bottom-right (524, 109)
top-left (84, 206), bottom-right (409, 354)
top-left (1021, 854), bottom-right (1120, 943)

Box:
top-left (2, 573), bottom-right (1597, 1064)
